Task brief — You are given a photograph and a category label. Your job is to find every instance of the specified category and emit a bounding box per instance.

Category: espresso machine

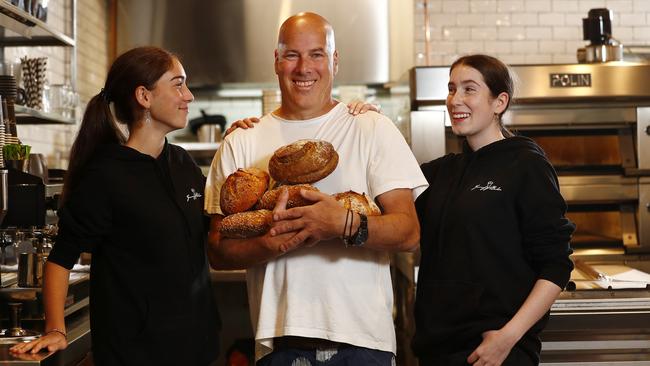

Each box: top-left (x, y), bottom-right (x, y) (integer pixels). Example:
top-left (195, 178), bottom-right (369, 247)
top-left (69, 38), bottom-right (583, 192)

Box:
top-left (0, 123), bottom-right (87, 345)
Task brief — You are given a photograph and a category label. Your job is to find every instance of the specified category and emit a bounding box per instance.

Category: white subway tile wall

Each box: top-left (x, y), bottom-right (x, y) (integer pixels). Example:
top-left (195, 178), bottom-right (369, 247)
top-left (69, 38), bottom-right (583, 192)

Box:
top-left (414, 0), bottom-right (650, 66)
top-left (5, 0), bottom-right (650, 168)
top-left (5, 0), bottom-right (109, 169)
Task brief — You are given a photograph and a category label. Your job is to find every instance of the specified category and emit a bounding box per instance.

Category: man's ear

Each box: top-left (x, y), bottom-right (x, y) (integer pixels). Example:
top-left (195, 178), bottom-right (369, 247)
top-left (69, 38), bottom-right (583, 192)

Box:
top-left (494, 92), bottom-right (509, 114)
top-left (134, 85), bottom-right (152, 109)
top-left (274, 49), bottom-right (280, 75)
top-left (332, 50), bottom-right (339, 75)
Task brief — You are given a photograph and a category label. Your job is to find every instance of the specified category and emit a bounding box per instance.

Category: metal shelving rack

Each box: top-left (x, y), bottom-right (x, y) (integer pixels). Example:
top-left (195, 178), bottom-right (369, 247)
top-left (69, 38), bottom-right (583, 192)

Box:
top-left (0, 0), bottom-right (76, 124)
top-left (0, 1), bottom-right (75, 47)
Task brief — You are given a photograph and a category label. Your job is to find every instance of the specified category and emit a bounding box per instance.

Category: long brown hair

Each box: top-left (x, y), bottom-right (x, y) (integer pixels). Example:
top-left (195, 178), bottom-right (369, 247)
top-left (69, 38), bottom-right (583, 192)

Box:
top-left (450, 54), bottom-right (515, 137)
top-left (62, 46), bottom-right (176, 204)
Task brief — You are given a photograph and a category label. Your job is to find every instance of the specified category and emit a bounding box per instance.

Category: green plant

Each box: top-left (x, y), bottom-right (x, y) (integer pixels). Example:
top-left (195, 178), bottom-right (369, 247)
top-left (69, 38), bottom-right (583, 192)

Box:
top-left (3, 144), bottom-right (31, 160)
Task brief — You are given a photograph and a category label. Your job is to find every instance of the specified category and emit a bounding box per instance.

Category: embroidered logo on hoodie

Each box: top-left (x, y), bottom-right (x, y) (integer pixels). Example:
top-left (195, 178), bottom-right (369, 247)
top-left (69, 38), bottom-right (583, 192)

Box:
top-left (471, 181), bottom-right (502, 192)
top-left (186, 188), bottom-right (202, 202)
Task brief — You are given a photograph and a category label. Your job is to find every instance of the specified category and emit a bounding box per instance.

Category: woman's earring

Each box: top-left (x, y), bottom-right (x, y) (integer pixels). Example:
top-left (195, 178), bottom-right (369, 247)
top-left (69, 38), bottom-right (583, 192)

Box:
top-left (145, 109), bottom-right (151, 124)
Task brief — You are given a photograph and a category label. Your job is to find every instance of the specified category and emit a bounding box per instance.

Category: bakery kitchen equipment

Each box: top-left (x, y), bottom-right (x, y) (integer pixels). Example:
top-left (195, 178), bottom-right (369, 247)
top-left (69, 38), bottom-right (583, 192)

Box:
top-left (189, 110), bottom-right (226, 143)
top-left (577, 8), bottom-right (623, 63)
top-left (408, 62), bottom-right (650, 364)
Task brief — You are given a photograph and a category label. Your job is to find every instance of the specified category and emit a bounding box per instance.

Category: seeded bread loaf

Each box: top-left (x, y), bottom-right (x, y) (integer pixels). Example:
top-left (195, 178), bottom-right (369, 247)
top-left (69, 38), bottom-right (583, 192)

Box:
top-left (220, 168), bottom-right (270, 215)
top-left (219, 209), bottom-right (274, 239)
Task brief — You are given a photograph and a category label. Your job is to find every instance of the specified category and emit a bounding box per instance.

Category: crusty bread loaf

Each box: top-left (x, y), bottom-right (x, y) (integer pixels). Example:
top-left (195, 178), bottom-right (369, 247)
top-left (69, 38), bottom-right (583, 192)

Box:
top-left (220, 168), bottom-right (270, 215)
top-left (256, 184), bottom-right (319, 210)
top-left (219, 209), bottom-right (274, 238)
top-left (333, 191), bottom-right (381, 216)
top-left (268, 139), bottom-right (339, 184)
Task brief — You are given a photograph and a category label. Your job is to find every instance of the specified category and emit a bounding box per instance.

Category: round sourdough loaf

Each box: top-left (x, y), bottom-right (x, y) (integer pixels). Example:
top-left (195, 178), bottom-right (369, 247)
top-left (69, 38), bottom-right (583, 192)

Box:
top-left (220, 168), bottom-right (270, 215)
top-left (268, 139), bottom-right (338, 184)
top-left (219, 209), bottom-right (273, 239)
top-left (256, 184), bottom-right (319, 210)
top-left (333, 191), bottom-right (382, 216)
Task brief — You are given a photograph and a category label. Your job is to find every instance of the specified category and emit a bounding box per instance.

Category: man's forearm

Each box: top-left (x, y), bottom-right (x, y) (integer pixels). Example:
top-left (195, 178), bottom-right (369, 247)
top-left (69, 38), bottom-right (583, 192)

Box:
top-left (208, 236), bottom-right (279, 270)
top-left (361, 211), bottom-right (420, 252)
top-left (207, 214), bottom-right (283, 270)
top-left (359, 188), bottom-right (420, 252)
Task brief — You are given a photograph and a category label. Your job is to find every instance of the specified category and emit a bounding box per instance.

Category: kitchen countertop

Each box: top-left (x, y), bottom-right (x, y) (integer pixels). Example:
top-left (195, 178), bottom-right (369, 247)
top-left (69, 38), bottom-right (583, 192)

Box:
top-left (0, 308), bottom-right (91, 365)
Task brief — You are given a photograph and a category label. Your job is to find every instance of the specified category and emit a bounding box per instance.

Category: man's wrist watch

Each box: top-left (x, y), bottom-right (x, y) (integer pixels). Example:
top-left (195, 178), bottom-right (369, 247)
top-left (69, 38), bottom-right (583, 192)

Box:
top-left (350, 213), bottom-right (368, 247)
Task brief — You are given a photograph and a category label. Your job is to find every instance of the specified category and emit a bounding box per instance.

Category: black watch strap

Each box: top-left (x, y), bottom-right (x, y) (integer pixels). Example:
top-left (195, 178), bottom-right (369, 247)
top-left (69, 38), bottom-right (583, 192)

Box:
top-left (350, 213), bottom-right (368, 247)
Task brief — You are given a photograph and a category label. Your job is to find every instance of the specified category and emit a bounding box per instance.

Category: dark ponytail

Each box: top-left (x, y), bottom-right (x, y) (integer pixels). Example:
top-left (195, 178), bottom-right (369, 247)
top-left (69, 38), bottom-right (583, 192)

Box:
top-left (61, 46), bottom-right (175, 204)
top-left (61, 94), bottom-right (125, 204)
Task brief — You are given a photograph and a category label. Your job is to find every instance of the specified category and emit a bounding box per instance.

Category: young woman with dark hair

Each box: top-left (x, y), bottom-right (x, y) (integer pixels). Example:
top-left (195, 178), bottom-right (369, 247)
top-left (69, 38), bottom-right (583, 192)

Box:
top-left (412, 54), bottom-right (574, 366)
top-left (10, 46), bottom-right (220, 365)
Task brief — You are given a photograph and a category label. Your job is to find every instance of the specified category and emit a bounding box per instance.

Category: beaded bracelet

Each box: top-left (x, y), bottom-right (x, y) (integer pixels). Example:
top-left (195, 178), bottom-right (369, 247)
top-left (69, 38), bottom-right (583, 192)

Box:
top-left (44, 328), bottom-right (67, 339)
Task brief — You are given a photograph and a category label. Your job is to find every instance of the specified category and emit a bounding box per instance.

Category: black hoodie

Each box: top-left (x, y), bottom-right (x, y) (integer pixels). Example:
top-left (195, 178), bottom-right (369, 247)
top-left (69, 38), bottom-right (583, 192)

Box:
top-left (48, 142), bottom-right (220, 366)
top-left (412, 136), bottom-right (574, 362)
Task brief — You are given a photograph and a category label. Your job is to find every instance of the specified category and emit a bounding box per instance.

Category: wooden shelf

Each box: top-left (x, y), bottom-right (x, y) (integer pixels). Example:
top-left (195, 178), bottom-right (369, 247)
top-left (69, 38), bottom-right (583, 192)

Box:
top-left (0, 1), bottom-right (74, 47)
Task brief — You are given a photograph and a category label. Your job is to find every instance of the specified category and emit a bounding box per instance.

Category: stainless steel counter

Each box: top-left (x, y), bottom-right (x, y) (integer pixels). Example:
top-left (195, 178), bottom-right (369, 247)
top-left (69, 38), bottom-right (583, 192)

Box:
top-left (541, 289), bottom-right (650, 365)
top-left (0, 309), bottom-right (90, 365)
top-left (210, 269), bottom-right (246, 282)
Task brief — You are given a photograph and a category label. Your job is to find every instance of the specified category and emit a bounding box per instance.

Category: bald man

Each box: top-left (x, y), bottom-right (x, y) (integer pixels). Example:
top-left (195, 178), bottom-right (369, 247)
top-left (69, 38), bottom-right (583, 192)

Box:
top-left (205, 12), bottom-right (428, 365)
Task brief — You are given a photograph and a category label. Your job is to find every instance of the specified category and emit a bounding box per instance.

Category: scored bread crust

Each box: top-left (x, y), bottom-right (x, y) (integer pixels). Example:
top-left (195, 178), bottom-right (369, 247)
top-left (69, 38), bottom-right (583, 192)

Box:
top-left (256, 184), bottom-right (319, 210)
top-left (333, 191), bottom-right (382, 216)
top-left (220, 168), bottom-right (270, 215)
top-left (268, 139), bottom-right (339, 184)
top-left (219, 209), bottom-right (274, 239)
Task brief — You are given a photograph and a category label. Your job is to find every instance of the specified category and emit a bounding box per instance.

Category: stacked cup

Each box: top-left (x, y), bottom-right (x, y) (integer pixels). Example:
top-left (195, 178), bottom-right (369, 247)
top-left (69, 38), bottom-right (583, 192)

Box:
top-left (21, 57), bottom-right (48, 111)
top-left (0, 75), bottom-right (20, 142)
top-left (0, 125), bottom-right (4, 169)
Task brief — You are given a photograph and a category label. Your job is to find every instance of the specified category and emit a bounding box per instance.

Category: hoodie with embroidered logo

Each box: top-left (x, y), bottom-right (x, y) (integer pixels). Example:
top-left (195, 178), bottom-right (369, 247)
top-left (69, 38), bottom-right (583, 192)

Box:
top-left (412, 136), bottom-right (574, 363)
top-left (48, 141), bottom-right (220, 366)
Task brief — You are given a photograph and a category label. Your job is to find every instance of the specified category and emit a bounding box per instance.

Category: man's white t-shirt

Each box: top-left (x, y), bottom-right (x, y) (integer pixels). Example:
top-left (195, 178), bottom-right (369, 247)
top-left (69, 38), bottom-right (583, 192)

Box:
top-left (205, 102), bottom-right (428, 360)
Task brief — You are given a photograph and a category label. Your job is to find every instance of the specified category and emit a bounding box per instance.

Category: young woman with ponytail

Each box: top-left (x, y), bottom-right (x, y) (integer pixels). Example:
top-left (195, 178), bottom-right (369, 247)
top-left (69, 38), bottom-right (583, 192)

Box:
top-left (10, 47), bottom-right (220, 365)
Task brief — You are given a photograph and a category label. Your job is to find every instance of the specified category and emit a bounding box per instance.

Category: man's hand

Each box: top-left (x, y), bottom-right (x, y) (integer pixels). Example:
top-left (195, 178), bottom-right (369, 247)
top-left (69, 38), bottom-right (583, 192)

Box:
top-left (208, 187), bottom-right (311, 269)
top-left (224, 117), bottom-right (260, 137)
top-left (267, 188), bottom-right (313, 253)
top-left (270, 189), bottom-right (346, 249)
top-left (466, 329), bottom-right (518, 366)
top-left (347, 101), bottom-right (380, 115)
